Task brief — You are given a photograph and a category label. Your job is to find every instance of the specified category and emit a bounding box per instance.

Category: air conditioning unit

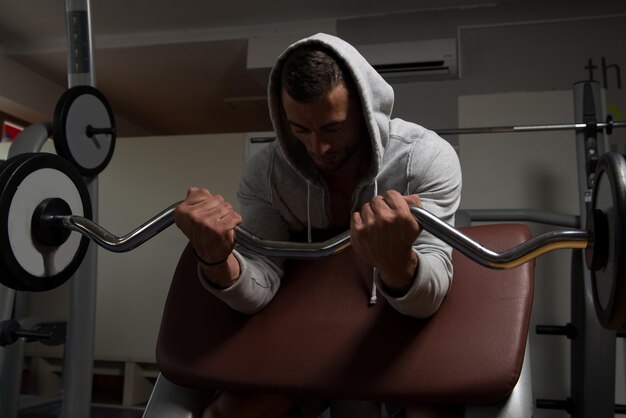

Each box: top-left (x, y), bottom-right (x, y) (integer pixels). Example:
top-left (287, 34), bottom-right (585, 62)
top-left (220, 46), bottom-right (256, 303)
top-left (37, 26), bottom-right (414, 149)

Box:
top-left (247, 36), bottom-right (458, 87)
top-left (356, 38), bottom-right (458, 82)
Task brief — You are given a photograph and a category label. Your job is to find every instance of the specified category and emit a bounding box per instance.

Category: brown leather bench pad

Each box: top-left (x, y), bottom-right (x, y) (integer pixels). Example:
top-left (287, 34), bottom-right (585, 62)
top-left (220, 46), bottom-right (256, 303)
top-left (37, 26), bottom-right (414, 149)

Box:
top-left (157, 224), bottom-right (534, 404)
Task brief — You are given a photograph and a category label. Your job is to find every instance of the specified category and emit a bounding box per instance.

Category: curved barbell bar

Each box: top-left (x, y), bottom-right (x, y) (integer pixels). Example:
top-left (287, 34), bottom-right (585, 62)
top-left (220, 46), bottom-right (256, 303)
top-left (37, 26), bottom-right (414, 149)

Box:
top-left (411, 207), bottom-right (588, 269)
top-left (59, 202), bottom-right (181, 253)
top-left (54, 202), bottom-right (590, 269)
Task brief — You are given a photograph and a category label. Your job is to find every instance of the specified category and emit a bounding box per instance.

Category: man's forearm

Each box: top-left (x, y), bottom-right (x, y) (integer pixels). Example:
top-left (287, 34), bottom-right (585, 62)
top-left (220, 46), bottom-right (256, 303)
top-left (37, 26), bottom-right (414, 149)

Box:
top-left (199, 254), bottom-right (241, 289)
top-left (376, 249), bottom-right (419, 297)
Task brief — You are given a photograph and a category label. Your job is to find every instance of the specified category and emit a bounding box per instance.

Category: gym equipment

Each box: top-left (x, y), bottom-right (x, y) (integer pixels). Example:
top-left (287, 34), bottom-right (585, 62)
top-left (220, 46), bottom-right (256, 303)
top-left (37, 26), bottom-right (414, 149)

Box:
top-left (587, 152), bottom-right (626, 330)
top-left (7, 85), bottom-right (116, 177)
top-left (0, 150), bottom-right (623, 328)
top-left (434, 114), bottom-right (626, 136)
top-left (0, 319), bottom-right (66, 347)
top-left (3, 4), bottom-right (117, 418)
top-left (53, 85), bottom-right (116, 176)
top-left (0, 153), bottom-right (91, 292)
top-left (149, 223), bottom-right (536, 417)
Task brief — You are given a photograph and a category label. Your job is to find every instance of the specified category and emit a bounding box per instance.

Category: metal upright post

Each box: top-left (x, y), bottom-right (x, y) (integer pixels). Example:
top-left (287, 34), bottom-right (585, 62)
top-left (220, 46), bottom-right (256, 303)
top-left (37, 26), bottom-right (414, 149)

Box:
top-left (61, 187), bottom-right (98, 418)
top-left (570, 81), bottom-right (616, 417)
top-left (61, 1), bottom-right (98, 417)
top-left (64, 0), bottom-right (96, 87)
top-left (0, 286), bottom-right (16, 412)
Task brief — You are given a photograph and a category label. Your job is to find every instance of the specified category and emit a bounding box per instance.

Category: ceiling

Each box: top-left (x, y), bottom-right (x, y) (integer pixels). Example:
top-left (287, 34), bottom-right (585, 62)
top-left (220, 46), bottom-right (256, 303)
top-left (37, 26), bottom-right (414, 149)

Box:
top-left (0, 0), bottom-right (499, 137)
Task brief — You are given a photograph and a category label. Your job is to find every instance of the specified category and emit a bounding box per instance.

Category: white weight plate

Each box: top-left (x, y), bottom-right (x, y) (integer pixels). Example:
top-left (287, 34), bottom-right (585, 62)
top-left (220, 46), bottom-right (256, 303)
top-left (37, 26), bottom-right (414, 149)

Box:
top-left (8, 167), bottom-right (84, 277)
top-left (65, 93), bottom-right (114, 171)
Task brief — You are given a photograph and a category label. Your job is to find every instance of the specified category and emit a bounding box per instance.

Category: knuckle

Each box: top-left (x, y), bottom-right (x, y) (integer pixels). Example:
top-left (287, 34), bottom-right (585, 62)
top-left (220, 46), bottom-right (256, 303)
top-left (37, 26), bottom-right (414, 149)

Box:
top-left (190, 211), bottom-right (208, 226)
top-left (381, 213), bottom-right (394, 223)
top-left (351, 223), bottom-right (365, 234)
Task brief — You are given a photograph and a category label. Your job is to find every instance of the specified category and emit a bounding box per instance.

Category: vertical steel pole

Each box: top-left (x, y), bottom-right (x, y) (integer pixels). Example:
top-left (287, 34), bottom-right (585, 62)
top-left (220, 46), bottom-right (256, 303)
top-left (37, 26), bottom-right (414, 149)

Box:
top-left (0, 286), bottom-right (16, 415)
top-left (65, 0), bottom-right (95, 87)
top-left (62, 1), bottom-right (98, 417)
top-left (571, 80), bottom-right (616, 417)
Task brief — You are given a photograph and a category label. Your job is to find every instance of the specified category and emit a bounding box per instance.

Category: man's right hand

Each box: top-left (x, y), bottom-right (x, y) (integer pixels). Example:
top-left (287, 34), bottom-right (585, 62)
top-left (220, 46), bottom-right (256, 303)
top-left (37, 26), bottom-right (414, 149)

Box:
top-left (175, 187), bottom-right (242, 287)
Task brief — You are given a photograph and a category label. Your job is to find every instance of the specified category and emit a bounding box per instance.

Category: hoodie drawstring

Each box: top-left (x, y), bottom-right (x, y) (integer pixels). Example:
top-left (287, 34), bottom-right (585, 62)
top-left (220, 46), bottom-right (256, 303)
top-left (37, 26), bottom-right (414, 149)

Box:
top-left (308, 180), bottom-right (377, 306)
top-left (369, 179), bottom-right (379, 305)
top-left (306, 182), bottom-right (312, 244)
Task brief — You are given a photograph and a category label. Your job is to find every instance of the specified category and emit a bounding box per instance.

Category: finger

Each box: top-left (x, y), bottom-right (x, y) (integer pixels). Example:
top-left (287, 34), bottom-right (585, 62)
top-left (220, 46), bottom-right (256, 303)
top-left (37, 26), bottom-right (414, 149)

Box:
top-left (369, 195), bottom-right (390, 214)
top-left (185, 186), bottom-right (200, 197)
top-left (381, 191), bottom-right (421, 231)
top-left (402, 193), bottom-right (422, 208)
top-left (218, 211), bottom-right (243, 229)
top-left (176, 198), bottom-right (227, 234)
top-left (187, 194), bottom-right (225, 214)
top-left (359, 202), bottom-right (376, 224)
top-left (185, 186), bottom-right (209, 198)
top-left (201, 200), bottom-right (234, 220)
top-left (381, 190), bottom-right (407, 211)
top-left (184, 187), bottom-right (213, 205)
top-left (351, 210), bottom-right (363, 230)
top-left (350, 212), bottom-right (366, 253)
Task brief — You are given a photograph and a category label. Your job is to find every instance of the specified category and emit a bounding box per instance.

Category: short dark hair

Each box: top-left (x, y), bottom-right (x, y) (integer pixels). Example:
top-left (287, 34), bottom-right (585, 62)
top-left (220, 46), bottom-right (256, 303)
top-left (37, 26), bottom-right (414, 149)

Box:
top-left (280, 46), bottom-right (352, 102)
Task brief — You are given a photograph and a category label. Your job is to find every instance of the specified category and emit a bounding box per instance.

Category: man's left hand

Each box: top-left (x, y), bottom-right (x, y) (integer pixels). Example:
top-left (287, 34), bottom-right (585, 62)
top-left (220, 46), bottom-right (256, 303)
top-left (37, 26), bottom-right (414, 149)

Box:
top-left (350, 190), bottom-right (422, 295)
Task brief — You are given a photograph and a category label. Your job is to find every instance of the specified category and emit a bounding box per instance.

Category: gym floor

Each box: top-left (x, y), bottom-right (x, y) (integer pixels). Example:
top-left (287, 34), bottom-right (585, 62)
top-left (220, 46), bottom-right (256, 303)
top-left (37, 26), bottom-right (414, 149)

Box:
top-left (17, 372), bottom-right (149, 417)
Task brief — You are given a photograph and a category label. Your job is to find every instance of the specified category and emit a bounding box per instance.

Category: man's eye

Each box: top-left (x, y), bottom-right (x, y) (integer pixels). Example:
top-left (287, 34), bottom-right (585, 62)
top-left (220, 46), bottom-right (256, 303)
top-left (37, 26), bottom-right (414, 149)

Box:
top-left (293, 127), bottom-right (310, 134)
top-left (324, 124), bottom-right (343, 133)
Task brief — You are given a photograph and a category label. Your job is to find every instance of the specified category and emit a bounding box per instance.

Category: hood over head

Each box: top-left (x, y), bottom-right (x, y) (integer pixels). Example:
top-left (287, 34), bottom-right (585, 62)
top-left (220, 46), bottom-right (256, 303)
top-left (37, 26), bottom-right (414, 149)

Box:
top-left (268, 33), bottom-right (394, 185)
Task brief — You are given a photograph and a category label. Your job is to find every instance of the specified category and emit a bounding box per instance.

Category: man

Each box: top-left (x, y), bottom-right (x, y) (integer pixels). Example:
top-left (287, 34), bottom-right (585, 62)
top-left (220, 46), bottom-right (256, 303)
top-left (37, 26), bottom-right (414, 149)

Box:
top-left (175, 33), bottom-right (462, 417)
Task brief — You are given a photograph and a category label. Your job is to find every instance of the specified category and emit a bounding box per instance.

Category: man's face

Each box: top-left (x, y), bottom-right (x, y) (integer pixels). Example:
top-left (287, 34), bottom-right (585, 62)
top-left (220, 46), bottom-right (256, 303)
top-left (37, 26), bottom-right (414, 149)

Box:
top-left (281, 84), bottom-right (366, 173)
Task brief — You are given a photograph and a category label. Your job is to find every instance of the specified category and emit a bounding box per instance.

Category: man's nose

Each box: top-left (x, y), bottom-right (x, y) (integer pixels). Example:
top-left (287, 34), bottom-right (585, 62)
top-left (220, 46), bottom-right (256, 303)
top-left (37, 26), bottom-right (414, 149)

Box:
top-left (310, 134), bottom-right (331, 155)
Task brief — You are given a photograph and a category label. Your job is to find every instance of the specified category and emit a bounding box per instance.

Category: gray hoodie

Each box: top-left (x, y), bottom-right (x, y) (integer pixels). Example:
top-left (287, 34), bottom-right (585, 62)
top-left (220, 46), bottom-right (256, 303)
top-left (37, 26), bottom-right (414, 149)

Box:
top-left (200, 33), bottom-right (462, 318)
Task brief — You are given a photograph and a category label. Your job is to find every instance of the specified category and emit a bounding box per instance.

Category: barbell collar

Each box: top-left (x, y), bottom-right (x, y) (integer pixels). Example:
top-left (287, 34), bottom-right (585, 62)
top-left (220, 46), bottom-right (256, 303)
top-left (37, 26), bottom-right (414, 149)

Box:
top-left (606, 115), bottom-right (615, 135)
top-left (32, 198), bottom-right (73, 247)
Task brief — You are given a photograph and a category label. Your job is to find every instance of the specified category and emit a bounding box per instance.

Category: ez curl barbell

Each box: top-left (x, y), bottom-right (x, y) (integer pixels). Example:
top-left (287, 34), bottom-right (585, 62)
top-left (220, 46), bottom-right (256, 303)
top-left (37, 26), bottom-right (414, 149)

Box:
top-left (0, 152), bottom-right (624, 329)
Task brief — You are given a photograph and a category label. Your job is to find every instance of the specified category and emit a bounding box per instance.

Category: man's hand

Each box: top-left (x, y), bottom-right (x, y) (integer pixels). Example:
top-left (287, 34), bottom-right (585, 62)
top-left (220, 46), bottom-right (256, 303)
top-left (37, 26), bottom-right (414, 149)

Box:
top-left (175, 187), bottom-right (242, 287)
top-left (350, 190), bottom-right (423, 295)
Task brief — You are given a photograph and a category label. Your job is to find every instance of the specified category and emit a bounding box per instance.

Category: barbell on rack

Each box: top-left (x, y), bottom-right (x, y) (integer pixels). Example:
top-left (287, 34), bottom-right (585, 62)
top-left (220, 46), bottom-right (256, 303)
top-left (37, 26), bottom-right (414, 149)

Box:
top-left (0, 152), bottom-right (624, 329)
top-left (434, 115), bottom-right (626, 136)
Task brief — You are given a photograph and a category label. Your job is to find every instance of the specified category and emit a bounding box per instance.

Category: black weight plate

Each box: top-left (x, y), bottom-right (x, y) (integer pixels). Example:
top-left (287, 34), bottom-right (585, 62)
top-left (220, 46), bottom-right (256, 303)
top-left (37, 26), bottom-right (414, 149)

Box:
top-left (53, 85), bottom-right (116, 176)
top-left (0, 153), bottom-right (92, 292)
top-left (589, 152), bottom-right (626, 329)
